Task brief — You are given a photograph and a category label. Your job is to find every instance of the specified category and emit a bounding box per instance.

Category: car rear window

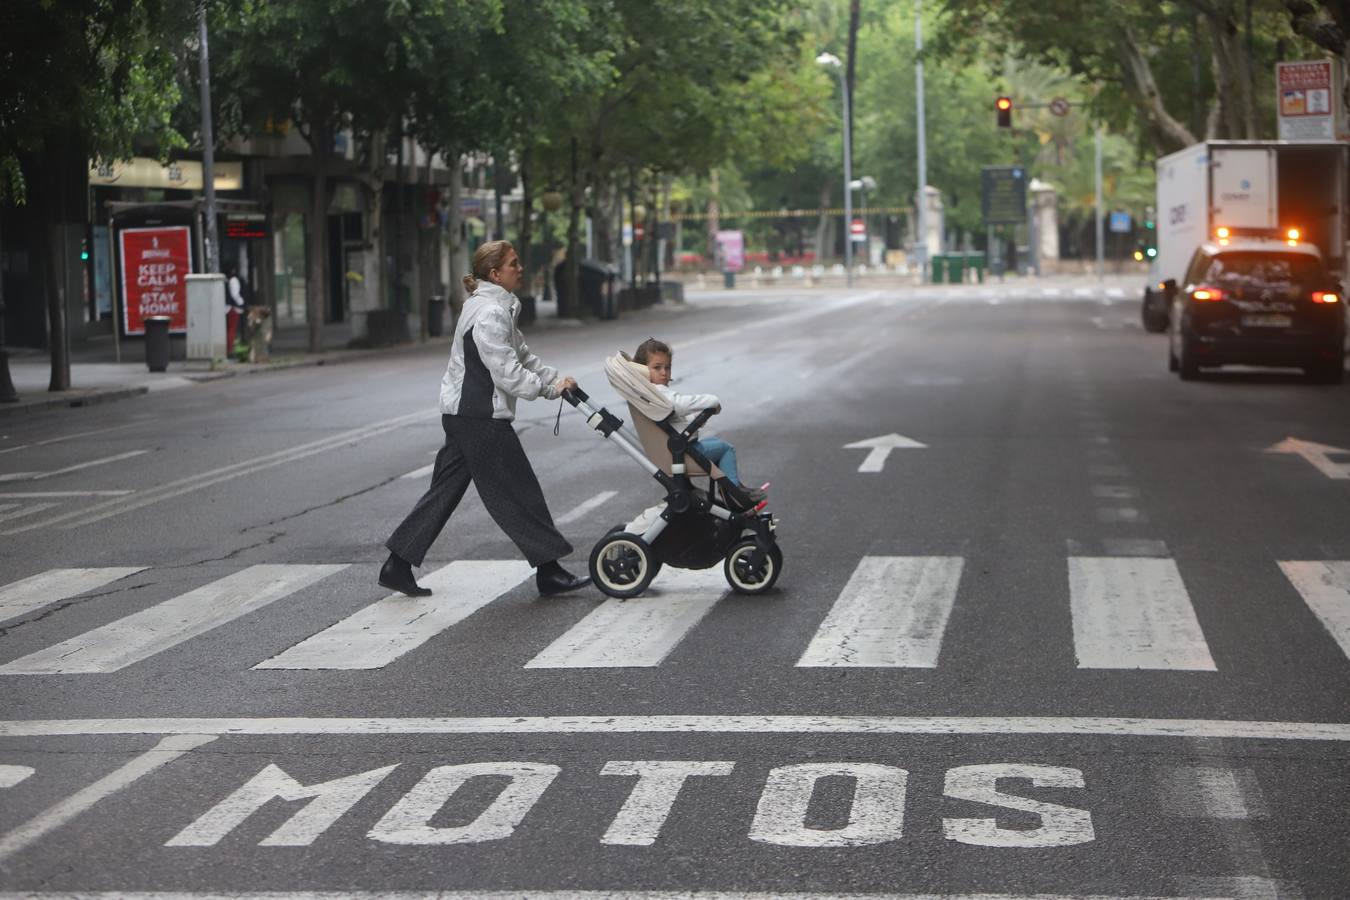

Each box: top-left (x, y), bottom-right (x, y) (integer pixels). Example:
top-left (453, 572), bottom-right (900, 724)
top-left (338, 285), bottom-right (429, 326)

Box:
top-left (1204, 252), bottom-right (1326, 297)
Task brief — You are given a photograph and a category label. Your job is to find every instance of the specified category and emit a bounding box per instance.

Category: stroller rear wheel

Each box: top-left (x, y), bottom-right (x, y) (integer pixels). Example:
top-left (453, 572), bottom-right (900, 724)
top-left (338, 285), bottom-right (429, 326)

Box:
top-left (590, 532), bottom-right (658, 599)
top-left (724, 538), bottom-right (783, 595)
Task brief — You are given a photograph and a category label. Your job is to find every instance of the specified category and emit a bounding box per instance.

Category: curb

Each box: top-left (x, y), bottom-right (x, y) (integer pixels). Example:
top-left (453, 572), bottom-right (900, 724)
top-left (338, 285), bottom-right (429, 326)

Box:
top-left (0, 386), bottom-right (151, 418)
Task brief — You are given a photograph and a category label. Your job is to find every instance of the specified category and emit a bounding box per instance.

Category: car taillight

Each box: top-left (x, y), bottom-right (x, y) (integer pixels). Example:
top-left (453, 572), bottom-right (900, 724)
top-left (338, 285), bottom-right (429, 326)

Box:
top-left (1312, 291), bottom-right (1340, 304)
top-left (1191, 286), bottom-right (1225, 302)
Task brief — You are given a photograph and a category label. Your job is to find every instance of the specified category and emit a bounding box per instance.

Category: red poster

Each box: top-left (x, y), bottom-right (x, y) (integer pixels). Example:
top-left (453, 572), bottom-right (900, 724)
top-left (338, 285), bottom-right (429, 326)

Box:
top-left (119, 226), bottom-right (193, 335)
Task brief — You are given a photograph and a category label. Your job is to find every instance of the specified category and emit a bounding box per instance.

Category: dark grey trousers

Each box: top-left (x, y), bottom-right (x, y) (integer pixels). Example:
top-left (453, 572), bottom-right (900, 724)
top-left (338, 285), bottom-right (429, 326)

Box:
top-left (385, 414), bottom-right (573, 568)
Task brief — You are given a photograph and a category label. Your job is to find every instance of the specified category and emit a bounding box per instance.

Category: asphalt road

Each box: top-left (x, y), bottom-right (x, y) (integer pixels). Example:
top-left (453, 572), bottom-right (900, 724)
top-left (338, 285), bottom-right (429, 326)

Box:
top-left (1, 280), bottom-right (1348, 899)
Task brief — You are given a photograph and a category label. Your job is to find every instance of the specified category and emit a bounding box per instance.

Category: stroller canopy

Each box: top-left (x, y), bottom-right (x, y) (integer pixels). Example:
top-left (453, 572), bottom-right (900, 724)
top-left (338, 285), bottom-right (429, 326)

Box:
top-left (604, 351), bottom-right (673, 421)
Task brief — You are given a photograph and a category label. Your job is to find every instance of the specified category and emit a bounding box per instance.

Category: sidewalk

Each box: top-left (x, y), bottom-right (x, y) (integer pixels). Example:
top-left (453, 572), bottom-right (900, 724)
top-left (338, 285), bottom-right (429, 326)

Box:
top-left (0, 300), bottom-right (591, 418)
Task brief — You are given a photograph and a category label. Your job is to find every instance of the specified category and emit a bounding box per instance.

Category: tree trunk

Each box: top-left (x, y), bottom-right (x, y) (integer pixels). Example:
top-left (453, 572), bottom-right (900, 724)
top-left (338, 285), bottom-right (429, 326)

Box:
top-left (44, 132), bottom-right (74, 391)
top-left (1202, 9), bottom-right (1251, 138)
top-left (306, 122), bottom-right (330, 354)
top-left (813, 182), bottom-right (831, 262)
top-left (562, 137), bottom-right (581, 320)
top-left (1121, 27), bottom-right (1199, 152)
top-left (846, 0), bottom-right (860, 147)
top-left (517, 144), bottom-right (535, 300)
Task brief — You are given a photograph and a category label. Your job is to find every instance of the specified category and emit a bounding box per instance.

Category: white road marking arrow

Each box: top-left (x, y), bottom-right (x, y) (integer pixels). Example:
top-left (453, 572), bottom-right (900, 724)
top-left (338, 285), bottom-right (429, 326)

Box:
top-left (843, 433), bottom-right (928, 473)
top-left (1265, 437), bottom-right (1350, 480)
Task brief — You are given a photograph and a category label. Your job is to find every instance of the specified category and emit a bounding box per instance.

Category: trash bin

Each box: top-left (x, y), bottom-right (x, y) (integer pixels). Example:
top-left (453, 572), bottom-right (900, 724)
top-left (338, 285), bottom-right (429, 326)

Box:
top-left (144, 316), bottom-right (171, 372)
top-left (723, 270), bottom-right (736, 289)
top-left (930, 255), bottom-right (946, 284)
top-left (965, 251), bottom-right (986, 283)
top-left (427, 295), bottom-right (446, 337)
top-left (556, 259), bottom-right (619, 319)
top-left (947, 255), bottom-right (966, 284)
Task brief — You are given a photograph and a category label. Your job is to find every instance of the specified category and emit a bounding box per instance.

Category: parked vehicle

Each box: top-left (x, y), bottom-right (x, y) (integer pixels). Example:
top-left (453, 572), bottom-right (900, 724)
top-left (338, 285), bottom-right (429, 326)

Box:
top-left (1142, 141), bottom-right (1348, 334)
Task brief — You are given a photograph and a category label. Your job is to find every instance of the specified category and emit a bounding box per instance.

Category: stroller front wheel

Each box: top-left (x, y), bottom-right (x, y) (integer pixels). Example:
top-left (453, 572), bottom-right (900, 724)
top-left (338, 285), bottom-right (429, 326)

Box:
top-left (724, 539), bottom-right (783, 595)
top-left (589, 532), bottom-right (658, 599)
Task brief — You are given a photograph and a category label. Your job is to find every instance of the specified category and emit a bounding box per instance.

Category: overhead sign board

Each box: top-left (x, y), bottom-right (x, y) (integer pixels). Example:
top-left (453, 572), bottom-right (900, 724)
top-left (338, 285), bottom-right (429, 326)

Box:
top-left (1276, 60), bottom-right (1341, 141)
top-left (225, 214), bottom-right (269, 240)
top-left (981, 166), bottom-right (1027, 225)
top-left (119, 226), bottom-right (193, 336)
top-left (89, 157), bottom-right (243, 191)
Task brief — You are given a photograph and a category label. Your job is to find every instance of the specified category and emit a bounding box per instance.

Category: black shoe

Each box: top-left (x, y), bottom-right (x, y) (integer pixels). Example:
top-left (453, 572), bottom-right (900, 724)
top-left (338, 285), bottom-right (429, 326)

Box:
top-left (379, 554), bottom-right (431, 597)
top-left (537, 564), bottom-right (591, 596)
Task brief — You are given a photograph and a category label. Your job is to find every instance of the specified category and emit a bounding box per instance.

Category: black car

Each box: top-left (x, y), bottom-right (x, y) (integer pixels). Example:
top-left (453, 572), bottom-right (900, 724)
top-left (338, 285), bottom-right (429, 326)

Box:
top-left (1167, 237), bottom-right (1346, 383)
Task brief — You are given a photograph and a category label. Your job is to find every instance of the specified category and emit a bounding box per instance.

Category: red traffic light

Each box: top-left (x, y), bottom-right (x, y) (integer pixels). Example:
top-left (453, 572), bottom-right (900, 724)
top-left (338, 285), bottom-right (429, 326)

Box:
top-left (995, 97), bottom-right (1012, 110)
top-left (995, 96), bottom-right (1013, 128)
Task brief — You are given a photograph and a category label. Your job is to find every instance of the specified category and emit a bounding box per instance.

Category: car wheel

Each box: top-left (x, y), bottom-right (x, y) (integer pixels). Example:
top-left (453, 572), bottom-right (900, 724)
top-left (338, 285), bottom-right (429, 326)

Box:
top-left (1177, 334), bottom-right (1202, 381)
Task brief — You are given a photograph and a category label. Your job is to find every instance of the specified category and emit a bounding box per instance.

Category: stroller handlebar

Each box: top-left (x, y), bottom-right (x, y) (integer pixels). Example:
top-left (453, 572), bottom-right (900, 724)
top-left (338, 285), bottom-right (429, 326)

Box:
top-left (561, 386), bottom-right (589, 407)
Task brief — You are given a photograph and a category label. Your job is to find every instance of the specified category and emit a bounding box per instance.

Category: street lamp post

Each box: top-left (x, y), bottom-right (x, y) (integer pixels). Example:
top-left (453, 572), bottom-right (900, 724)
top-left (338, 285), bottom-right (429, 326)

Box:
top-left (816, 53), bottom-right (853, 288)
top-left (915, 6), bottom-right (928, 281)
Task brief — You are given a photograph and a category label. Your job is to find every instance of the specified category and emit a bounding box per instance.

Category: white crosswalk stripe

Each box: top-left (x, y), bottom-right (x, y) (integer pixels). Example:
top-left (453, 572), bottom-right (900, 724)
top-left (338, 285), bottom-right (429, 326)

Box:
top-left (525, 568), bottom-right (727, 668)
top-left (0, 568), bottom-right (147, 625)
top-left (5, 558), bottom-right (1350, 677)
top-left (0, 565), bottom-right (345, 674)
top-left (798, 556), bottom-right (964, 667)
top-left (1278, 561), bottom-right (1350, 661)
top-left (1069, 557), bottom-right (1215, 670)
top-left (256, 560), bottom-right (532, 670)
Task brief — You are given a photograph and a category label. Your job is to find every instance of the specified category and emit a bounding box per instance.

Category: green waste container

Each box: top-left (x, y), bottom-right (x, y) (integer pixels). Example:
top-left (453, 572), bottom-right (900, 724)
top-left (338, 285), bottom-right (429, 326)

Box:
top-left (930, 254), bottom-right (946, 284)
top-left (946, 255), bottom-right (965, 284)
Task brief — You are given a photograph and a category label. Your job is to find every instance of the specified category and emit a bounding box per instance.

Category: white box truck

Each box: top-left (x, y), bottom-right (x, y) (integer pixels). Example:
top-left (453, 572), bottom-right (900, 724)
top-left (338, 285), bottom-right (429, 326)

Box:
top-left (1141, 140), bottom-right (1348, 331)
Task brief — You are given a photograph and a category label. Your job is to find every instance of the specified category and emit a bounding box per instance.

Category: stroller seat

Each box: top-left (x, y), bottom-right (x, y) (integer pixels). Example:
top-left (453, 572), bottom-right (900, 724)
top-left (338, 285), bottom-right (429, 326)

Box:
top-left (604, 351), bottom-right (725, 481)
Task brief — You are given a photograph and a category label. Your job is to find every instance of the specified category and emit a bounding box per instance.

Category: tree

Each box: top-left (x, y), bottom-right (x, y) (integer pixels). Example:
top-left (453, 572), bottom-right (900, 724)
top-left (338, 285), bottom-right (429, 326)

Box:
top-left (211, 0), bottom-right (496, 351)
top-left (1, 0), bottom-right (189, 389)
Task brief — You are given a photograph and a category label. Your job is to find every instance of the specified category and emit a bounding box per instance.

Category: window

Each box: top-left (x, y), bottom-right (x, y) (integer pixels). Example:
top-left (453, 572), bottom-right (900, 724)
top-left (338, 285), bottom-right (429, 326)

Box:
top-left (1203, 252), bottom-right (1325, 298)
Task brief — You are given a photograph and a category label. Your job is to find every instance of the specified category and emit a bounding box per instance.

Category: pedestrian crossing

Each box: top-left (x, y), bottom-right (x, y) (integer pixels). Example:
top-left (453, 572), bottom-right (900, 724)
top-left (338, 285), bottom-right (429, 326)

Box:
top-left (1, 555), bottom-right (1349, 676)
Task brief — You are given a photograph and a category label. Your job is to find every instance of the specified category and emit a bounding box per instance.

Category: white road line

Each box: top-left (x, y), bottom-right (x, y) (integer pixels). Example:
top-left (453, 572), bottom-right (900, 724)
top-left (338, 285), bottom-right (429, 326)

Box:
top-left (798, 556), bottom-right (964, 667)
top-left (0, 420), bottom-right (146, 456)
top-left (0, 449), bottom-right (148, 483)
top-left (1, 408), bottom-right (433, 535)
top-left (0, 893), bottom-right (1235, 900)
top-left (0, 503), bottom-right (56, 523)
top-left (1069, 557), bottom-right (1216, 670)
top-left (0, 491), bottom-right (133, 498)
top-left (400, 463), bottom-right (435, 480)
top-left (31, 449), bottom-right (149, 480)
top-left (0, 565), bottom-right (346, 674)
top-left (1107, 287), bottom-right (1125, 297)
top-left (0, 567), bottom-right (147, 625)
top-left (525, 569), bottom-right (727, 668)
top-left (256, 560), bottom-right (532, 670)
top-left (0, 733), bottom-right (216, 862)
top-left (1279, 561), bottom-right (1350, 661)
top-left (1, 715), bottom-right (1348, 742)
top-left (555, 490), bottom-right (618, 526)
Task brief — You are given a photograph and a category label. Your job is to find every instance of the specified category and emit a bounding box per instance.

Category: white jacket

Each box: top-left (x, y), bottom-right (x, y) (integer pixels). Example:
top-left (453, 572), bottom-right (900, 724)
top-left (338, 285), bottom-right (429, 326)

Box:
top-left (654, 383), bottom-right (720, 432)
top-left (439, 283), bottom-right (561, 420)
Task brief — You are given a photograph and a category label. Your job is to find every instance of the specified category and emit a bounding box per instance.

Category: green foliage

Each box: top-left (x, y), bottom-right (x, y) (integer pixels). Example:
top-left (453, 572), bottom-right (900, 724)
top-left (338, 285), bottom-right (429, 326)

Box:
top-left (0, 0), bottom-right (188, 204)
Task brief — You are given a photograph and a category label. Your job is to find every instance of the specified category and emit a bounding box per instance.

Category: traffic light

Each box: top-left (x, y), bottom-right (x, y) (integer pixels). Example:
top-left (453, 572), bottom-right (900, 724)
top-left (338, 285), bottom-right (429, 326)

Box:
top-left (1143, 213), bottom-right (1156, 259)
top-left (995, 96), bottom-right (1013, 128)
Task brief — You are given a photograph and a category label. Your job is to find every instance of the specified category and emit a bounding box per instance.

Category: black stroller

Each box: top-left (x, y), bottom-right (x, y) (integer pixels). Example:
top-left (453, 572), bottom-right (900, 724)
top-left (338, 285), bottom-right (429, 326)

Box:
top-left (560, 351), bottom-right (781, 599)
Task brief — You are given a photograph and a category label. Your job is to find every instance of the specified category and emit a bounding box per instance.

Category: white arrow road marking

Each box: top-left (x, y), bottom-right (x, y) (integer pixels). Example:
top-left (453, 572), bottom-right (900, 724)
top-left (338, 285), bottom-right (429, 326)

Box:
top-left (843, 433), bottom-right (927, 473)
top-left (1264, 437), bottom-right (1350, 480)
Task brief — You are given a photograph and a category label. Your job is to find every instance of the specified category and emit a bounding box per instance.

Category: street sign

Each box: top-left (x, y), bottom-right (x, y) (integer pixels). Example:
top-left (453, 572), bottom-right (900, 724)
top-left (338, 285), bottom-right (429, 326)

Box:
top-left (850, 218), bottom-right (866, 242)
top-left (118, 226), bottom-right (192, 336)
top-left (1109, 212), bottom-right (1132, 234)
top-left (621, 223), bottom-right (633, 247)
top-left (1276, 60), bottom-right (1341, 141)
top-left (981, 167), bottom-right (1027, 225)
top-left (1049, 97), bottom-right (1071, 117)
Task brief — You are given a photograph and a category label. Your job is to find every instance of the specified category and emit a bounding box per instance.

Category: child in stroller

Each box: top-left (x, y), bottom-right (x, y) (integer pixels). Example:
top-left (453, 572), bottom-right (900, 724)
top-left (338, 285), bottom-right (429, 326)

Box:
top-left (559, 351), bottom-right (782, 599)
top-left (632, 338), bottom-right (767, 510)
